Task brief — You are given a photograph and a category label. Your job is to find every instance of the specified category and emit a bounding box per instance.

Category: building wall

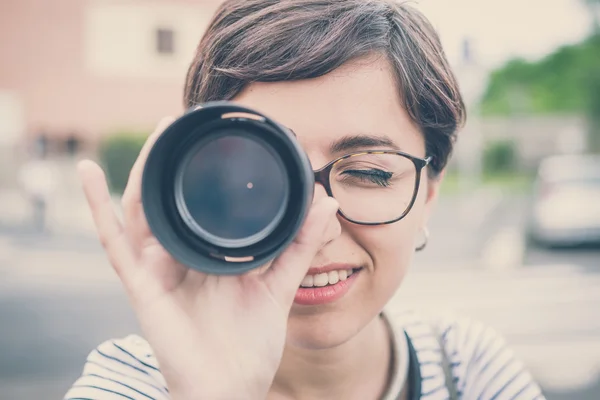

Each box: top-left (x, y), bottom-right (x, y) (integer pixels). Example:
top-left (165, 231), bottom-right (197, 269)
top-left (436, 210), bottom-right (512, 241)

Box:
top-left (0, 0), bottom-right (220, 148)
top-left (84, 1), bottom-right (213, 81)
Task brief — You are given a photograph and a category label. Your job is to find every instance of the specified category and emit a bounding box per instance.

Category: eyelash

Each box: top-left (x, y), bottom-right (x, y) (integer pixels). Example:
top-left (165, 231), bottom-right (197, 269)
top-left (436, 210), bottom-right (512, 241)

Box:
top-left (343, 169), bottom-right (393, 187)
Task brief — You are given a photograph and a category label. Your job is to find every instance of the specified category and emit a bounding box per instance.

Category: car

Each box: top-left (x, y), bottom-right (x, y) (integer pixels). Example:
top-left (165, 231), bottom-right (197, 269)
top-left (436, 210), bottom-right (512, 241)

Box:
top-left (526, 154), bottom-right (600, 248)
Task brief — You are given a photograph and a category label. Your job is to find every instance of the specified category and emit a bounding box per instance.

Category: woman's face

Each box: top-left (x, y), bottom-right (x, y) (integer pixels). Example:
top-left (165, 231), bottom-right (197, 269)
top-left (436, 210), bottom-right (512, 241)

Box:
top-left (233, 56), bottom-right (442, 349)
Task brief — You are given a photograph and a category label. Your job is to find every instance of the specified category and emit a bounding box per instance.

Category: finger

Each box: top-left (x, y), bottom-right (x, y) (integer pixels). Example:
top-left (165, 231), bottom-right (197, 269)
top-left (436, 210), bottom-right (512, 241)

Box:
top-left (263, 196), bottom-right (340, 305)
top-left (78, 160), bottom-right (136, 282)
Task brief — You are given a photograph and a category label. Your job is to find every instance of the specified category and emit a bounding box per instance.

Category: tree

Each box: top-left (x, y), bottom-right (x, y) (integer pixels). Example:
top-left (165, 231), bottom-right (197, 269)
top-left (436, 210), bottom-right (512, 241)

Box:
top-left (583, 34), bottom-right (600, 151)
top-left (480, 43), bottom-right (593, 116)
top-left (582, 0), bottom-right (600, 150)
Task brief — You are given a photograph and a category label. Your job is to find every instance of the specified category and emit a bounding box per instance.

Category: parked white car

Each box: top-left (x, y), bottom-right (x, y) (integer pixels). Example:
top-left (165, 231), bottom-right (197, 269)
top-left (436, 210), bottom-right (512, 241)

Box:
top-left (527, 154), bottom-right (600, 247)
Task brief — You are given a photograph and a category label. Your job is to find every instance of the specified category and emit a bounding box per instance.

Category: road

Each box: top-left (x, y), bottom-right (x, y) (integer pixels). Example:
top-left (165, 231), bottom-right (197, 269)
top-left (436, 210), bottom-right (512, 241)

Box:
top-left (0, 191), bottom-right (598, 399)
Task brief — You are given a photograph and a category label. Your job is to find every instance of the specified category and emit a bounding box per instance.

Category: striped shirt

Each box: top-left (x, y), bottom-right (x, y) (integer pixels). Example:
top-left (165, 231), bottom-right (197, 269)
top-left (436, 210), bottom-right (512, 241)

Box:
top-left (64, 309), bottom-right (545, 400)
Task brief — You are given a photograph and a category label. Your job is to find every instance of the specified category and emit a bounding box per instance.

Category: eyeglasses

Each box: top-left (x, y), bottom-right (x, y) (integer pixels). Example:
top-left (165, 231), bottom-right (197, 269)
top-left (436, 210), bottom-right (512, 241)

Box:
top-left (313, 150), bottom-right (432, 225)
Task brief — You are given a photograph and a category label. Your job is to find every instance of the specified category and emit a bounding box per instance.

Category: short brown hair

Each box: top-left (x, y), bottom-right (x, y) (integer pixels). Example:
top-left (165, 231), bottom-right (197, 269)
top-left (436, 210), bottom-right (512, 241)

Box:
top-left (184, 0), bottom-right (466, 176)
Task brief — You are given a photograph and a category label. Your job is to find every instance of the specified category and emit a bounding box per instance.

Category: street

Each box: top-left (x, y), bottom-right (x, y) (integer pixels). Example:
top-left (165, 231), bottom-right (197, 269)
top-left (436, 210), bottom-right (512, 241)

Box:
top-left (0, 190), bottom-right (598, 400)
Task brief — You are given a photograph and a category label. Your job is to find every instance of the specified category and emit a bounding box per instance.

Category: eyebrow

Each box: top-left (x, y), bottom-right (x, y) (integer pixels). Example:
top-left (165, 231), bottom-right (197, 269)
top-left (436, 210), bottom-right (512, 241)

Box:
top-left (329, 134), bottom-right (401, 154)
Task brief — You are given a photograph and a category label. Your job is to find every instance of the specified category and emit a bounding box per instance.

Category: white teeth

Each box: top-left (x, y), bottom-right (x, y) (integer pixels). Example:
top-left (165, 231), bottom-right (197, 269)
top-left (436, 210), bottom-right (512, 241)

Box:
top-left (299, 268), bottom-right (359, 288)
top-left (328, 270), bottom-right (339, 285)
top-left (300, 275), bottom-right (314, 288)
top-left (313, 273), bottom-right (329, 287)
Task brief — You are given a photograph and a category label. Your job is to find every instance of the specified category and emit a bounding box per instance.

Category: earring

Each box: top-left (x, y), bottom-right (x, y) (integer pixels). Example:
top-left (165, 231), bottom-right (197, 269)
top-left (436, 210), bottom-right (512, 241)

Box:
top-left (415, 227), bottom-right (429, 252)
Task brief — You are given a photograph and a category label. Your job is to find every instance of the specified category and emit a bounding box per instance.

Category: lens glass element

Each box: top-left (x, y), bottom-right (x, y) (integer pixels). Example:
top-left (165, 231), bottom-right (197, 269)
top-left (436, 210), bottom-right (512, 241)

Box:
top-left (176, 131), bottom-right (289, 247)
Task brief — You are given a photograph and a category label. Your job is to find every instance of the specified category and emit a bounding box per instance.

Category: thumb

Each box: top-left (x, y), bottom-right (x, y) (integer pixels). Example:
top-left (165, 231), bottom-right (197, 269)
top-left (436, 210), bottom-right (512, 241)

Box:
top-left (263, 196), bottom-right (340, 306)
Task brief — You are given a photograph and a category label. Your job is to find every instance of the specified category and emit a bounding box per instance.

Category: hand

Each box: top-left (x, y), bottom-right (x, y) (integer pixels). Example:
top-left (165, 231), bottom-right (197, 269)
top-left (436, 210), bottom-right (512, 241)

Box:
top-left (78, 117), bottom-right (340, 400)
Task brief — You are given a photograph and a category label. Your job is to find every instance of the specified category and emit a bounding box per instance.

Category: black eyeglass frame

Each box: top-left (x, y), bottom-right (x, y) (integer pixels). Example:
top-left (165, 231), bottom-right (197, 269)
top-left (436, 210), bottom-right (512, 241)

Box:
top-left (313, 150), bottom-right (433, 226)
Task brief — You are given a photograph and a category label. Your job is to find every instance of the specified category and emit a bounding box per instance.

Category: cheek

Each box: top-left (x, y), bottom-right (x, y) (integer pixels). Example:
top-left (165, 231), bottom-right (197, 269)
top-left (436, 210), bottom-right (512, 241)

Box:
top-left (351, 211), bottom-right (421, 284)
top-left (376, 221), bottom-right (418, 269)
top-left (352, 170), bottom-right (430, 266)
top-left (353, 192), bottom-right (427, 281)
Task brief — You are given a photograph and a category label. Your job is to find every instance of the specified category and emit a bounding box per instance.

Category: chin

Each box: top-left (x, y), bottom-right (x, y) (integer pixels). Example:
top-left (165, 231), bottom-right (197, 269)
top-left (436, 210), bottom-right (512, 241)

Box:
top-left (286, 307), bottom-right (367, 350)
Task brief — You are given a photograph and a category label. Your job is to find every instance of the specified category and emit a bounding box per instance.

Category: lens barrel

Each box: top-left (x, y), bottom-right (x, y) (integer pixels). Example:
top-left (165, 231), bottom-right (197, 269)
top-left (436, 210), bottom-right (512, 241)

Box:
top-left (142, 102), bottom-right (314, 275)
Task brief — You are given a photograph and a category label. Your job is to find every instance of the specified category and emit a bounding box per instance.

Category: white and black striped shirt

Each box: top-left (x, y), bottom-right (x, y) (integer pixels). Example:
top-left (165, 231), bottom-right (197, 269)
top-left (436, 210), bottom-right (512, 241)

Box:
top-left (64, 309), bottom-right (545, 400)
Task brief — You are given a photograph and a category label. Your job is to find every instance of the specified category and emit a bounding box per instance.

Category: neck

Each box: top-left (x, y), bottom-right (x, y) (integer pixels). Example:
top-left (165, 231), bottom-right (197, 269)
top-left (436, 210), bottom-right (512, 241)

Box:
top-left (270, 314), bottom-right (393, 400)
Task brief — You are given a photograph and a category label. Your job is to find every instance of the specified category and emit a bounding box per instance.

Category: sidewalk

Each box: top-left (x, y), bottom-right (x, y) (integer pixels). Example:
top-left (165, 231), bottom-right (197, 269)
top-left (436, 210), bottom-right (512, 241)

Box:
top-left (0, 237), bottom-right (117, 297)
top-left (0, 158), bottom-right (109, 236)
top-left (0, 189), bottom-right (30, 229)
top-left (0, 188), bottom-right (99, 235)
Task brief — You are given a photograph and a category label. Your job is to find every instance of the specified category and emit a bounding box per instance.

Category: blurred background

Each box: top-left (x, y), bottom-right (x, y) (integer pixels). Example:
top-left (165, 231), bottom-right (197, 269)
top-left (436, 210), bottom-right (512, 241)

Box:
top-left (0, 0), bottom-right (599, 398)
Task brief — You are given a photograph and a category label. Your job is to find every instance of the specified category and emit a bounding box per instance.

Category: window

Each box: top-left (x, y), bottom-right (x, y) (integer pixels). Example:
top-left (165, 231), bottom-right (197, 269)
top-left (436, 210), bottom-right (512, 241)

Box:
top-left (156, 28), bottom-right (175, 55)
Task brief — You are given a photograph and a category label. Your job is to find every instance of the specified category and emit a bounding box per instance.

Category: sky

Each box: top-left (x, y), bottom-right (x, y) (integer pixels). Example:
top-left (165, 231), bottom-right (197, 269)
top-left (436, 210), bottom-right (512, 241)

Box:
top-left (414, 0), bottom-right (593, 69)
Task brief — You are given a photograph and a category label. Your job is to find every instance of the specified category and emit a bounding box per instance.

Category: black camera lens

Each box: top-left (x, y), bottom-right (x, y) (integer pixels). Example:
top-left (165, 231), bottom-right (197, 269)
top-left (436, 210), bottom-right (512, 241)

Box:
top-left (142, 102), bottom-right (314, 275)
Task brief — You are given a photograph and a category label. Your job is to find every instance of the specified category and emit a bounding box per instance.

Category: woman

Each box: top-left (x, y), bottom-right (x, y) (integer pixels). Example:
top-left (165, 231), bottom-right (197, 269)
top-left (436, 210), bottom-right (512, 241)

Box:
top-left (66, 1), bottom-right (545, 399)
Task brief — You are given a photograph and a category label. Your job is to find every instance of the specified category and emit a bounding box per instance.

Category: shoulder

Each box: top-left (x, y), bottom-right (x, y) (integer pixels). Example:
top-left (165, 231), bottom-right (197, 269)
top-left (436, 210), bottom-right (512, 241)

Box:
top-left (64, 335), bottom-right (169, 400)
top-left (386, 309), bottom-right (545, 400)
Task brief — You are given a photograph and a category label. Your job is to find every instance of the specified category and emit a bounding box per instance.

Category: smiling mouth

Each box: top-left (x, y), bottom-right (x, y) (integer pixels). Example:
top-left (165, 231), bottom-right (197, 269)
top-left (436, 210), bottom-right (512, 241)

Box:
top-left (299, 268), bottom-right (363, 288)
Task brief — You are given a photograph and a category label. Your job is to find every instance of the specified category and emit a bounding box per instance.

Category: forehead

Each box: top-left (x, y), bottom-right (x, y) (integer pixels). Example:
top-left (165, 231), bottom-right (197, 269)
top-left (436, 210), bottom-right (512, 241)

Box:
top-left (232, 56), bottom-right (424, 162)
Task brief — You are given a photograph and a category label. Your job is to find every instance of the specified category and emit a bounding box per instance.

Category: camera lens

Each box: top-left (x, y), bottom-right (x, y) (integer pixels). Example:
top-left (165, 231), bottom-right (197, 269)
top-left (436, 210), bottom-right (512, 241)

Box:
top-left (175, 133), bottom-right (290, 248)
top-left (142, 102), bottom-right (314, 275)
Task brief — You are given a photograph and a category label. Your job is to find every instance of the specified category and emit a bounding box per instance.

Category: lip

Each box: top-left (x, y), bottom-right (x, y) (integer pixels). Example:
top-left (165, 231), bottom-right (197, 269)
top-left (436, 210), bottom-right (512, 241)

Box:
top-left (294, 267), bottom-right (362, 306)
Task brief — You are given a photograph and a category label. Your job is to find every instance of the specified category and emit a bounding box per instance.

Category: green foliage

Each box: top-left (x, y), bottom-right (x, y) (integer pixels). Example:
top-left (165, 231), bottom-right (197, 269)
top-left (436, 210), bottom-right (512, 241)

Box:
top-left (99, 132), bottom-right (148, 194)
top-left (583, 34), bottom-right (600, 151)
top-left (483, 140), bottom-right (517, 175)
top-left (481, 35), bottom-right (600, 117)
